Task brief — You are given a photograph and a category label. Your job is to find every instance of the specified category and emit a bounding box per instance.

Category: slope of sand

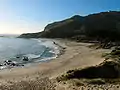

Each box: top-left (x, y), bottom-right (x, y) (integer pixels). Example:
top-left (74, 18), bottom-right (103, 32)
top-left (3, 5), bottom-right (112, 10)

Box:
top-left (0, 39), bottom-right (113, 89)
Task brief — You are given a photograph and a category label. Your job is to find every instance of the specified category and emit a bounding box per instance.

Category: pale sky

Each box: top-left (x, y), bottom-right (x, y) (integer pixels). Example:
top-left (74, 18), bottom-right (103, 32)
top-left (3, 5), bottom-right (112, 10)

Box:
top-left (0, 0), bottom-right (47, 34)
top-left (0, 0), bottom-right (119, 34)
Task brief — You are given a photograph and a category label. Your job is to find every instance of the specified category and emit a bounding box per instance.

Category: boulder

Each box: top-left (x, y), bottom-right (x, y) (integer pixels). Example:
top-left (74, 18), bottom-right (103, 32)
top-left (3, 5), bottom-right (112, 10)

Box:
top-left (23, 56), bottom-right (29, 61)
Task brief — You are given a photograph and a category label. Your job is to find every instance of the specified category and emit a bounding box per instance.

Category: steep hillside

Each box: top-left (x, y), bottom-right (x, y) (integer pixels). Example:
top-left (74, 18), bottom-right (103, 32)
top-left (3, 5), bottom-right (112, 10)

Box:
top-left (19, 11), bottom-right (120, 40)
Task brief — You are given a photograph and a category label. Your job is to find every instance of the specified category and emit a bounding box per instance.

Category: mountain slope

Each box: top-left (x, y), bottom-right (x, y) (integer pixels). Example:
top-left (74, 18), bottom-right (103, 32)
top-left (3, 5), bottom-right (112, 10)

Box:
top-left (19, 11), bottom-right (120, 40)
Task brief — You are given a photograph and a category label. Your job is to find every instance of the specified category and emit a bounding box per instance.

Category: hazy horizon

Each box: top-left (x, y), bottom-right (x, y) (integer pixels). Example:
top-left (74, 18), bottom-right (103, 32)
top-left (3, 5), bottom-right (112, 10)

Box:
top-left (0, 0), bottom-right (120, 34)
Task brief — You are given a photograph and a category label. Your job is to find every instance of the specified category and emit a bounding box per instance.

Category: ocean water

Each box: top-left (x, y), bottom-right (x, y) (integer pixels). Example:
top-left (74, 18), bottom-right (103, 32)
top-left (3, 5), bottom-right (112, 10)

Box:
top-left (0, 37), bottom-right (60, 69)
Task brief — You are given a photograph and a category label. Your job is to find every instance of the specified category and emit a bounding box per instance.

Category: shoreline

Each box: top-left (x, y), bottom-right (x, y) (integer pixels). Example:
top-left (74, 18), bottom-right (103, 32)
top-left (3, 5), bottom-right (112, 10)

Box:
top-left (0, 39), bottom-right (67, 79)
top-left (0, 39), bottom-right (112, 89)
top-left (0, 38), bottom-right (64, 71)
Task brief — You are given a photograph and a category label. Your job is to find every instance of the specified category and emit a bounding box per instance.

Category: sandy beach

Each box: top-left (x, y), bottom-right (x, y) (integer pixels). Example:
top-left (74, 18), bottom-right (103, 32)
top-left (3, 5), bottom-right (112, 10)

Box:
top-left (0, 39), bottom-right (118, 90)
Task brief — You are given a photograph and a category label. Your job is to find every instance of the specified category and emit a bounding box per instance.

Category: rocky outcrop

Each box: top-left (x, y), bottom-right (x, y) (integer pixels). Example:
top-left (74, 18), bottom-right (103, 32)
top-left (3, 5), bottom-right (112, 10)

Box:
top-left (19, 11), bottom-right (120, 40)
top-left (56, 60), bottom-right (120, 81)
top-left (56, 47), bottom-right (120, 81)
top-left (64, 60), bottom-right (120, 79)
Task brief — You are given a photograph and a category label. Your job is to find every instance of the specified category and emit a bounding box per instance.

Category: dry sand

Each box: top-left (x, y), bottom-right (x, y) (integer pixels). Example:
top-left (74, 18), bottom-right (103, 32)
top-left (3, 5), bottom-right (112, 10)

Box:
top-left (0, 39), bottom-right (118, 90)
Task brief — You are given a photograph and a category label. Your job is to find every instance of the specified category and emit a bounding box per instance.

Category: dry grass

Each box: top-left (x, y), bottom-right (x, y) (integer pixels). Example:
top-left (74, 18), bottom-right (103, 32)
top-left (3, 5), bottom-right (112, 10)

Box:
top-left (0, 77), bottom-right (55, 90)
top-left (85, 79), bottom-right (105, 85)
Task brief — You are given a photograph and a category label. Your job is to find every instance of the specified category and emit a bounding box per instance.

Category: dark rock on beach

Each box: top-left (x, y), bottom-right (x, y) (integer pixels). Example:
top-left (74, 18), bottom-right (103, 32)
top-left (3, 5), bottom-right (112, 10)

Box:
top-left (23, 56), bottom-right (29, 61)
top-left (0, 60), bottom-right (24, 68)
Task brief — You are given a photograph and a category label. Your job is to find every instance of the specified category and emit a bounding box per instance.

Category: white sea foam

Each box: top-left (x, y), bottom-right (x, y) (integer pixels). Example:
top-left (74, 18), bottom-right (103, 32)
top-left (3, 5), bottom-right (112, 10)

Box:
top-left (0, 38), bottom-right (62, 70)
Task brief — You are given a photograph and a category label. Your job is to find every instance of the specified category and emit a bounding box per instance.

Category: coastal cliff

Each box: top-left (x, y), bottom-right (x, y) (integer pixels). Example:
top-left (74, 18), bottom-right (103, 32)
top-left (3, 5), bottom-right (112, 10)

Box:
top-left (19, 11), bottom-right (120, 40)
